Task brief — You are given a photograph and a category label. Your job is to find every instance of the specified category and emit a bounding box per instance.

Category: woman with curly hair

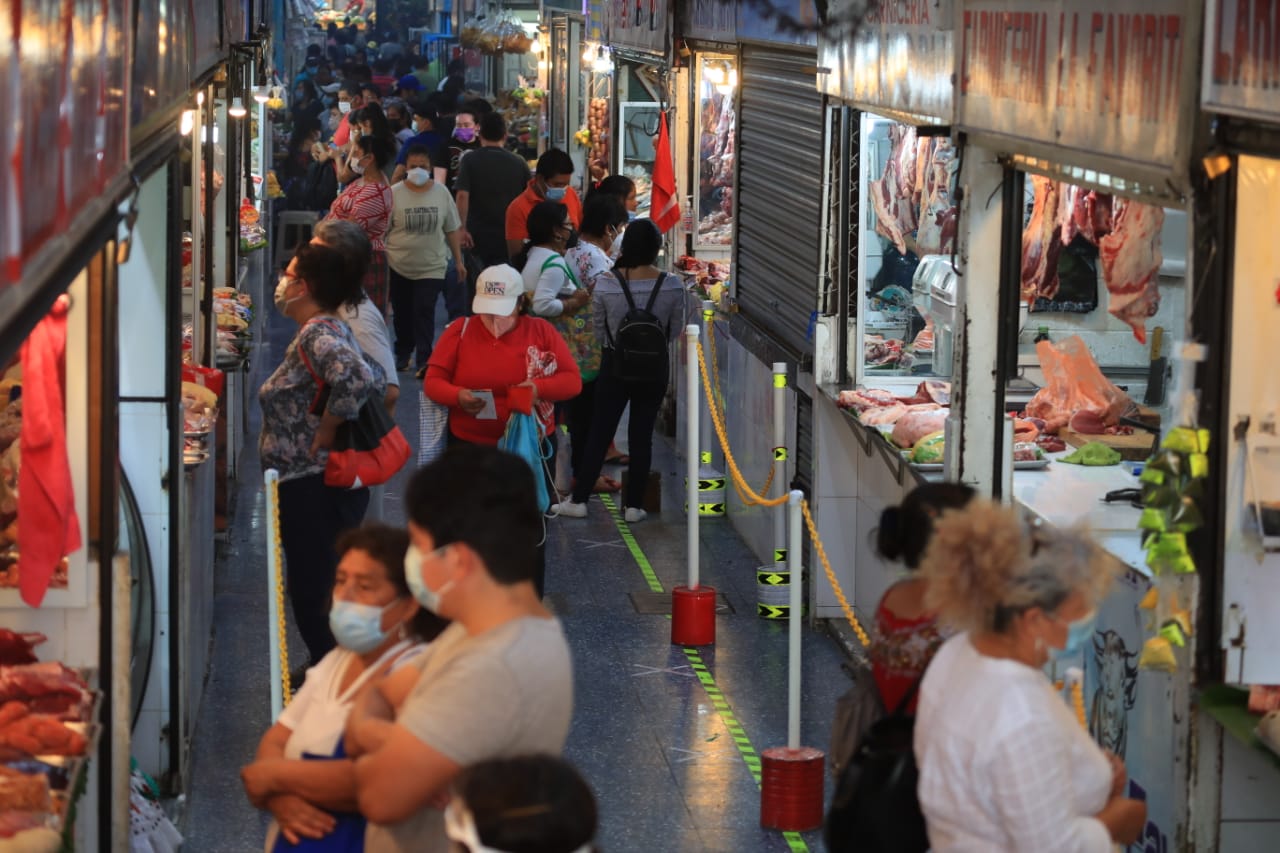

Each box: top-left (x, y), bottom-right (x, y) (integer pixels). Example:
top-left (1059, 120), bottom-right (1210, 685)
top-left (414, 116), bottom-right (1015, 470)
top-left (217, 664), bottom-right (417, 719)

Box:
top-left (913, 500), bottom-right (1146, 851)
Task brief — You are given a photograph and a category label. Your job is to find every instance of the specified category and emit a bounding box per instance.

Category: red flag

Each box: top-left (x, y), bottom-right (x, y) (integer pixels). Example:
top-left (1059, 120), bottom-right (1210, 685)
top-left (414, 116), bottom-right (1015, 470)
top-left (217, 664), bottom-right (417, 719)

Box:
top-left (650, 111), bottom-right (680, 233)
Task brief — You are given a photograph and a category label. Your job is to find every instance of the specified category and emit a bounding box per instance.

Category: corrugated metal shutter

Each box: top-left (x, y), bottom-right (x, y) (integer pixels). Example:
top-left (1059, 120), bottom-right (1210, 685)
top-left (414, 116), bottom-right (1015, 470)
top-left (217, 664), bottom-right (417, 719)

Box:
top-left (735, 47), bottom-right (824, 357)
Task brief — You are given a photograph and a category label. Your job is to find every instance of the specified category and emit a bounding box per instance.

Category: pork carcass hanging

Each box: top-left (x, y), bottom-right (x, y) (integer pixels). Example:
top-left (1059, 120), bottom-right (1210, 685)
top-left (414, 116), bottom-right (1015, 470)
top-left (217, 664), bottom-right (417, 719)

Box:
top-left (1020, 176), bottom-right (1064, 304)
top-left (916, 140), bottom-right (959, 255)
top-left (1099, 198), bottom-right (1164, 343)
top-left (869, 125), bottom-right (919, 254)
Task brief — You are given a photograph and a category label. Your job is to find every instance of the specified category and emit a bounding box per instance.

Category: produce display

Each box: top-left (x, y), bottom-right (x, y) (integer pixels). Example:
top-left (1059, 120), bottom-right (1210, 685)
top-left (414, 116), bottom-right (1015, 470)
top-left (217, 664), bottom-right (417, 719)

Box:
top-left (1059, 441), bottom-right (1122, 466)
top-left (581, 98), bottom-right (610, 170)
top-left (910, 432), bottom-right (945, 464)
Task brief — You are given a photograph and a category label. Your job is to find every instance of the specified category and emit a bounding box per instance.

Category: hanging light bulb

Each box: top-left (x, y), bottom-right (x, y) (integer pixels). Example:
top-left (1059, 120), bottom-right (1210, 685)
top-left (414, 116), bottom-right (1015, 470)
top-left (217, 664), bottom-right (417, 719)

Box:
top-left (715, 68), bottom-right (738, 96)
top-left (229, 97), bottom-right (247, 118)
top-left (592, 46), bottom-right (613, 74)
top-left (582, 42), bottom-right (596, 65)
top-left (705, 64), bottom-right (726, 85)
top-left (531, 37), bottom-right (544, 55)
top-left (180, 110), bottom-right (195, 136)
top-left (253, 86), bottom-right (269, 104)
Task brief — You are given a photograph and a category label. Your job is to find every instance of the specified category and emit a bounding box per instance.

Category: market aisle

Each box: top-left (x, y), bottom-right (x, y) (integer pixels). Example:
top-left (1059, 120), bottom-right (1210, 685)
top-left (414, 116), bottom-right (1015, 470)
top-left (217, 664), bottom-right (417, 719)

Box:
top-left (181, 294), bottom-right (851, 851)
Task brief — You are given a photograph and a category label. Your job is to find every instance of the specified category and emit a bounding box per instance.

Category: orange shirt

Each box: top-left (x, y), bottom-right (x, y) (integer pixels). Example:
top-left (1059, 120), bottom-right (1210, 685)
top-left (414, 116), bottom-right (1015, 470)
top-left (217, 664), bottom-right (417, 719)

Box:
top-left (504, 181), bottom-right (583, 243)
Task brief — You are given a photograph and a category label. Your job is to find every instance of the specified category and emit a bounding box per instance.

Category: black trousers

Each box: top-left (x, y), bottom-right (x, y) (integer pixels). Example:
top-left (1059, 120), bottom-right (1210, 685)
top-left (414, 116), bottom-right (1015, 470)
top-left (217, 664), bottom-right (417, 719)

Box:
top-left (277, 473), bottom-right (370, 662)
top-left (563, 378), bottom-right (598, 482)
top-left (389, 268), bottom-right (467, 370)
top-left (444, 434), bottom-right (548, 597)
top-left (571, 354), bottom-right (666, 509)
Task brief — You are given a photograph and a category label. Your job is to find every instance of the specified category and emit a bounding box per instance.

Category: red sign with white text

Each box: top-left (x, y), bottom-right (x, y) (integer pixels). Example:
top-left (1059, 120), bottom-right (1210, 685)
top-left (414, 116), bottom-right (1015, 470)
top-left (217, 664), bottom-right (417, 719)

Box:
top-left (1203, 0), bottom-right (1280, 121)
top-left (957, 1), bottom-right (1199, 184)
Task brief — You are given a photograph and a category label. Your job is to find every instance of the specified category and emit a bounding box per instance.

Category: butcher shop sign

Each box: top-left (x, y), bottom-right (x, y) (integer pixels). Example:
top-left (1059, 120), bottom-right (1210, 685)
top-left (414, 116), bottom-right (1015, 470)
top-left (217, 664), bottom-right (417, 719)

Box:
top-left (818, 0), bottom-right (956, 124)
top-left (956, 1), bottom-right (1201, 193)
top-left (1203, 0), bottom-right (1280, 121)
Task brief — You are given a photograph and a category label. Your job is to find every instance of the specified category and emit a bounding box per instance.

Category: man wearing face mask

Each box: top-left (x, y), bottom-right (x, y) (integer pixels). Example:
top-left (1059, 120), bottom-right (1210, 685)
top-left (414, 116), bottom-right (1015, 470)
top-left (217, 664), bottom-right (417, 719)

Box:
top-left (438, 107), bottom-right (480, 193)
top-left (389, 104), bottom-right (446, 186)
top-left (330, 87), bottom-right (363, 149)
top-left (505, 148), bottom-right (582, 262)
top-left (344, 447), bottom-right (574, 853)
top-left (385, 144), bottom-right (467, 376)
top-left (455, 112), bottom-right (530, 270)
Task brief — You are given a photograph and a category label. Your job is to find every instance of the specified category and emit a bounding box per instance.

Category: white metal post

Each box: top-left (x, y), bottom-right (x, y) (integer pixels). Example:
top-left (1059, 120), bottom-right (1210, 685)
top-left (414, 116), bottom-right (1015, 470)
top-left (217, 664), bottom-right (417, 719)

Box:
top-left (686, 325), bottom-right (701, 590)
top-left (773, 363), bottom-right (788, 560)
top-left (700, 301), bottom-right (716, 463)
top-left (787, 490), bottom-right (804, 748)
top-left (265, 469), bottom-right (284, 721)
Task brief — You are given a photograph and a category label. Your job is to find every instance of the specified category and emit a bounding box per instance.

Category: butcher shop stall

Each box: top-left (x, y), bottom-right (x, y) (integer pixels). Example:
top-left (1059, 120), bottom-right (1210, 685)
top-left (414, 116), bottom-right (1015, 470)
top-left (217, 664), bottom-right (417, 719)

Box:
top-left (813, 2), bottom-right (1209, 846)
top-left (1187, 0), bottom-right (1280, 843)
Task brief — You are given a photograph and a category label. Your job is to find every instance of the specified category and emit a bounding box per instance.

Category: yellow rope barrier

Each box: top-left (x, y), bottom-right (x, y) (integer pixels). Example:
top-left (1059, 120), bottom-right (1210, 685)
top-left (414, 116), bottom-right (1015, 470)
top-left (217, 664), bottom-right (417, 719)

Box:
top-left (268, 475), bottom-right (293, 706)
top-left (696, 341), bottom-right (872, 646)
top-left (702, 312), bottom-right (775, 504)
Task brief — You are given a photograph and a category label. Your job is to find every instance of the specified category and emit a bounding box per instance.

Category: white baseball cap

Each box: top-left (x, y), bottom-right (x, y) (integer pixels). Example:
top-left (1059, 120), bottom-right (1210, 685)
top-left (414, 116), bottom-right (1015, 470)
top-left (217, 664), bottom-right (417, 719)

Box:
top-left (472, 264), bottom-right (524, 316)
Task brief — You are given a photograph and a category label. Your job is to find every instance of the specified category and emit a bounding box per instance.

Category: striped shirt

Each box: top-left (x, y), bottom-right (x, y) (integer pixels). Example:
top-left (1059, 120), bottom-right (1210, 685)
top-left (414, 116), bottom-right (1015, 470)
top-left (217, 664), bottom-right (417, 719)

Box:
top-left (327, 180), bottom-right (393, 253)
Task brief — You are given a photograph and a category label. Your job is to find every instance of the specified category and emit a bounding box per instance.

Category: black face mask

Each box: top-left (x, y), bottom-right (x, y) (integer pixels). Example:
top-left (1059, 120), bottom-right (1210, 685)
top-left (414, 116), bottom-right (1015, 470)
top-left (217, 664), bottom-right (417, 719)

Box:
top-left (563, 229), bottom-right (580, 250)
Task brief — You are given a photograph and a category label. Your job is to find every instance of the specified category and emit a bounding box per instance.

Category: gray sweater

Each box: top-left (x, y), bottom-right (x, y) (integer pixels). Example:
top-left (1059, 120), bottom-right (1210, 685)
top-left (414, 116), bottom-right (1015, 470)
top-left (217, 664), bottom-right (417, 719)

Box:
top-left (591, 271), bottom-right (687, 350)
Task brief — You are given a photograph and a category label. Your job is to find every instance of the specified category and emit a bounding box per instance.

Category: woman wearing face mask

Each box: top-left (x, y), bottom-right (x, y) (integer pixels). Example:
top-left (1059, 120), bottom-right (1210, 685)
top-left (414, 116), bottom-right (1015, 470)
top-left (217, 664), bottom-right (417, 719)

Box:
top-left (292, 79), bottom-right (325, 126)
top-left (912, 500), bottom-right (1146, 851)
top-left (241, 524), bottom-right (449, 850)
top-left (560, 194), bottom-right (629, 494)
top-left (424, 264), bottom-right (581, 595)
top-left (260, 244), bottom-right (385, 669)
top-left (590, 174), bottom-right (639, 219)
top-left (327, 134), bottom-right (394, 319)
top-left (553, 220), bottom-right (684, 524)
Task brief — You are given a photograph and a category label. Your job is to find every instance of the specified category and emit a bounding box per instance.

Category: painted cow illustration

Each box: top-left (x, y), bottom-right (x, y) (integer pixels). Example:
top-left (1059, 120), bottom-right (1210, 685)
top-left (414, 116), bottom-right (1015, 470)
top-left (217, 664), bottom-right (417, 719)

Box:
top-left (1090, 629), bottom-right (1139, 758)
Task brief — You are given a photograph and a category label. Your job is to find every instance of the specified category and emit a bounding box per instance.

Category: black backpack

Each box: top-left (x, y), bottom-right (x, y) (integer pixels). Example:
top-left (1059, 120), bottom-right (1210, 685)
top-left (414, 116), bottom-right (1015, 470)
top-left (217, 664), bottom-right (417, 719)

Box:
top-left (824, 676), bottom-right (929, 853)
top-left (607, 271), bottom-right (669, 383)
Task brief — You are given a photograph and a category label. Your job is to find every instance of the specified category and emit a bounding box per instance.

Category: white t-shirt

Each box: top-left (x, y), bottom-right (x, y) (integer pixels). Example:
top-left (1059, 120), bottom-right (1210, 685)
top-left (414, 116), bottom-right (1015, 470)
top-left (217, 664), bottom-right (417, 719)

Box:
top-left (384, 181), bottom-right (460, 280)
top-left (341, 296), bottom-right (399, 388)
top-left (278, 640), bottom-right (425, 760)
top-left (914, 633), bottom-right (1115, 853)
top-left (364, 617), bottom-right (574, 853)
top-left (523, 246), bottom-right (580, 318)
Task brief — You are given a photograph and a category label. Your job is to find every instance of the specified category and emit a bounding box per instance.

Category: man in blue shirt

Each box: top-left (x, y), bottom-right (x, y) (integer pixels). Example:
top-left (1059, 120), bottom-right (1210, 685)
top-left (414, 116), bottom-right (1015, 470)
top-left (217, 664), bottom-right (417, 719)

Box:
top-left (390, 104), bottom-right (445, 185)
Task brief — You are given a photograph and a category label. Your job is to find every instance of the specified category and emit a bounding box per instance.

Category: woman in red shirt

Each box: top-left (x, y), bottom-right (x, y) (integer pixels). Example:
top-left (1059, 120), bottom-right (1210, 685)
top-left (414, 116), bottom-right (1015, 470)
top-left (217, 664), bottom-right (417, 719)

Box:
top-left (326, 135), bottom-right (394, 319)
top-left (870, 482), bottom-right (975, 713)
top-left (425, 264), bottom-right (581, 596)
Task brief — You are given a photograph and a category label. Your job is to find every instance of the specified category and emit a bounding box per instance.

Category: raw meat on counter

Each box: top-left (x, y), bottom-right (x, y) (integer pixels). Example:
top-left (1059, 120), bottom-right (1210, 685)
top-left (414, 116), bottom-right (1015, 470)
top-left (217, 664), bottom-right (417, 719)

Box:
top-left (0, 665), bottom-right (89, 720)
top-left (897, 379), bottom-right (950, 406)
top-left (836, 388), bottom-right (899, 413)
top-left (1036, 434), bottom-right (1068, 453)
top-left (0, 702), bottom-right (85, 757)
top-left (1025, 336), bottom-right (1135, 434)
top-left (0, 767), bottom-right (49, 812)
top-left (892, 409), bottom-right (949, 449)
top-left (1099, 199), bottom-right (1164, 344)
top-left (864, 337), bottom-right (912, 368)
top-left (859, 402), bottom-right (907, 426)
top-left (0, 634), bottom-right (44, 668)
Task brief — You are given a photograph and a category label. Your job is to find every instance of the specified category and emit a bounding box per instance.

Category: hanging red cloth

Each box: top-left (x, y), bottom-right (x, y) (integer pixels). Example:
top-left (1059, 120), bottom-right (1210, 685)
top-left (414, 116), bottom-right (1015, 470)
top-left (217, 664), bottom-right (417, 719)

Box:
top-left (650, 111), bottom-right (680, 234)
top-left (18, 295), bottom-right (81, 607)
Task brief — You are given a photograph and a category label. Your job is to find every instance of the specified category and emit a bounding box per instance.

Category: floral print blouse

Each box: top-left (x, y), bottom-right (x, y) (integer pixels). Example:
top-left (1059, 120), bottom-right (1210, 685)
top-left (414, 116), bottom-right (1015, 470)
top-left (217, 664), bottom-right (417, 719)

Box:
top-left (259, 317), bottom-right (384, 481)
top-left (869, 600), bottom-right (950, 714)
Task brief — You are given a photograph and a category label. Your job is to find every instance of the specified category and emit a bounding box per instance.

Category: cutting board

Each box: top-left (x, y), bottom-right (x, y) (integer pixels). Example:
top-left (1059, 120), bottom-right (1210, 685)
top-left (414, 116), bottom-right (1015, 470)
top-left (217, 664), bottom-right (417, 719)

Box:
top-left (1061, 429), bottom-right (1155, 461)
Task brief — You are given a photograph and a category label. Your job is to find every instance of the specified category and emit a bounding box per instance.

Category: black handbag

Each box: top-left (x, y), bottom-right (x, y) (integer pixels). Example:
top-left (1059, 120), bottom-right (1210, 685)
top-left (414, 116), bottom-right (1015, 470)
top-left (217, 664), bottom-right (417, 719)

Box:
top-left (825, 675), bottom-right (930, 853)
top-left (828, 661), bottom-right (887, 780)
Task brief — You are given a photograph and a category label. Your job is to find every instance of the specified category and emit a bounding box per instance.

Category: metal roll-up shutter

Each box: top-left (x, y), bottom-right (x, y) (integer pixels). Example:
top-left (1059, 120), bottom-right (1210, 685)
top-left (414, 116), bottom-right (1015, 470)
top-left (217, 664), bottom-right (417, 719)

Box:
top-left (735, 48), bottom-right (824, 356)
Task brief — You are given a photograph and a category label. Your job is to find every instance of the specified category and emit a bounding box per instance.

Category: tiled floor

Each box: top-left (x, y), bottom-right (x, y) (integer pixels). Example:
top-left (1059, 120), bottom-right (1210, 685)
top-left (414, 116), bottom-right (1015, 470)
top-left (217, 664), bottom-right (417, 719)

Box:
top-left (179, 289), bottom-right (851, 852)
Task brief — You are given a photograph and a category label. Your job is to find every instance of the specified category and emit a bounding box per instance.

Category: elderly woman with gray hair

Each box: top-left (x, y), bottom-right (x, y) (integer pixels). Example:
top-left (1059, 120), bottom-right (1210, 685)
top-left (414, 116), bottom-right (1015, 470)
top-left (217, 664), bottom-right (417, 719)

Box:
top-left (913, 500), bottom-right (1146, 852)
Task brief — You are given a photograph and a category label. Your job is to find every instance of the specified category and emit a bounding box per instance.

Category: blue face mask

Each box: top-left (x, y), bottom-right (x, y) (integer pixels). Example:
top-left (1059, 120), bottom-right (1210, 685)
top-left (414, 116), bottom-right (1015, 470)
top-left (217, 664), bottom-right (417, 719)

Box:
top-left (1055, 609), bottom-right (1097, 658)
top-left (328, 599), bottom-right (400, 654)
top-left (404, 543), bottom-right (454, 614)
top-left (544, 185), bottom-right (567, 201)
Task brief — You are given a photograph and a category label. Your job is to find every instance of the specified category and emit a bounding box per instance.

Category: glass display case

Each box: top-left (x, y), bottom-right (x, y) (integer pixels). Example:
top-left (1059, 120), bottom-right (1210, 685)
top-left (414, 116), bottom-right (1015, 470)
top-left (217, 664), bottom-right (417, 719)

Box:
top-left (695, 54), bottom-right (736, 248)
top-left (618, 101), bottom-right (660, 218)
top-left (856, 113), bottom-right (959, 381)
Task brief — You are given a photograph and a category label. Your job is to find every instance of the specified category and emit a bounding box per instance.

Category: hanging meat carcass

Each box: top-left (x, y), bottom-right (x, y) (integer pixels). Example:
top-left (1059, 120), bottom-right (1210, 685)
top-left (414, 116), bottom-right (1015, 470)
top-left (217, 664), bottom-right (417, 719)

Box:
top-left (1021, 176), bottom-right (1064, 304)
top-left (1059, 184), bottom-right (1115, 246)
top-left (916, 140), bottom-right (959, 255)
top-left (869, 125), bottom-right (919, 254)
top-left (1099, 199), bottom-right (1164, 343)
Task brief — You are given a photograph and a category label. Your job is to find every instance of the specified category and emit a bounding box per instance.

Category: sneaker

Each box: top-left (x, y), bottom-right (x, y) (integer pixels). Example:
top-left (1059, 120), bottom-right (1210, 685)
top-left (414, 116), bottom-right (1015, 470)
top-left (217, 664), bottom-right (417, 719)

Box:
top-left (624, 507), bottom-right (647, 524)
top-left (553, 500), bottom-right (588, 518)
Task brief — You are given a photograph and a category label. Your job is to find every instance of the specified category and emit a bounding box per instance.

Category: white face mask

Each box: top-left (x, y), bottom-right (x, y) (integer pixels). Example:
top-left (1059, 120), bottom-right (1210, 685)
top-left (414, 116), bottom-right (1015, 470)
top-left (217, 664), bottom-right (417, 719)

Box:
top-left (406, 167), bottom-right (431, 187)
top-left (350, 155), bottom-right (366, 175)
top-left (609, 228), bottom-right (624, 259)
top-left (338, 100), bottom-right (352, 114)
top-left (273, 275), bottom-right (303, 315)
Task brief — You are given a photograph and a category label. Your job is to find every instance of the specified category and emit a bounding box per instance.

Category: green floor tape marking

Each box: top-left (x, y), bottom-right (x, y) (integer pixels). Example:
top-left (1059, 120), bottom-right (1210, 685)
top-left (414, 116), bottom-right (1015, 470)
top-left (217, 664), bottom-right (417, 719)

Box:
top-left (600, 495), bottom-right (811, 853)
top-left (600, 494), bottom-right (664, 594)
